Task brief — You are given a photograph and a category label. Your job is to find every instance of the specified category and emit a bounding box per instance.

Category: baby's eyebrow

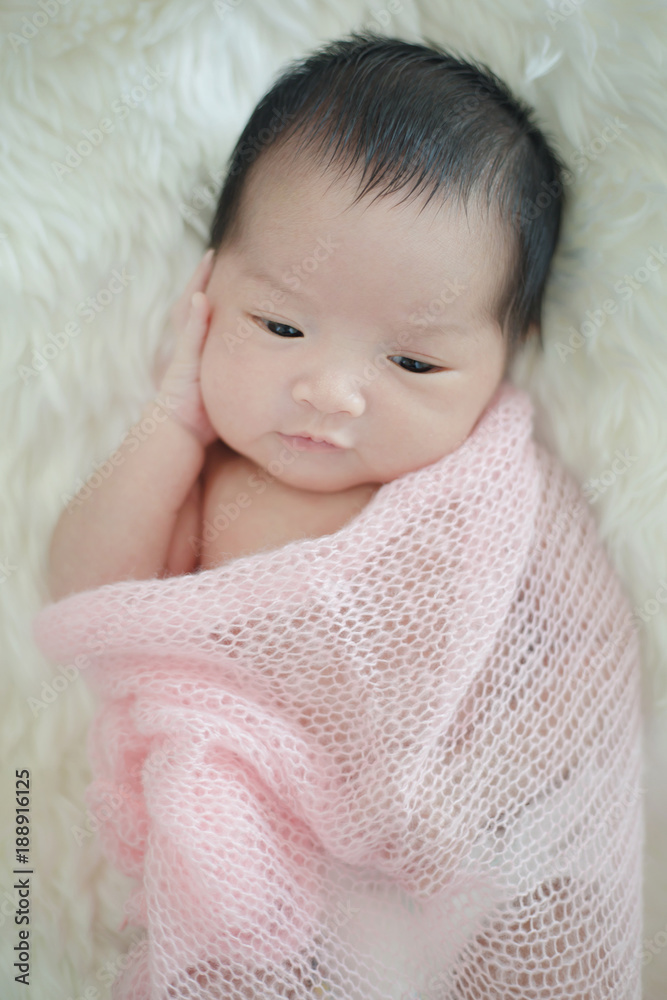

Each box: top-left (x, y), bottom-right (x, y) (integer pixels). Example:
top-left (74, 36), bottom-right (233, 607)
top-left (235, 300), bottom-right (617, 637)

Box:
top-left (243, 269), bottom-right (314, 302)
top-left (244, 268), bottom-right (467, 338)
top-left (386, 313), bottom-right (471, 342)
top-left (399, 322), bottom-right (467, 338)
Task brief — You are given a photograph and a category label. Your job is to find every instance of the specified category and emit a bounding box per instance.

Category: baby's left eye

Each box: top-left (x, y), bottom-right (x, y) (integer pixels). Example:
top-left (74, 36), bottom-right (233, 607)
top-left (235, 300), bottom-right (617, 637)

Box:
top-left (389, 356), bottom-right (442, 374)
top-left (262, 319), bottom-right (303, 338)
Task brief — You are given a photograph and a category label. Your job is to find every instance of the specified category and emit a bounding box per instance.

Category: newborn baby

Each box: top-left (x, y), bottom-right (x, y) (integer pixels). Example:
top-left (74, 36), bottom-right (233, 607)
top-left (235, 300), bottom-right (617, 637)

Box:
top-left (48, 32), bottom-right (561, 600)
top-left (37, 29), bottom-right (643, 1000)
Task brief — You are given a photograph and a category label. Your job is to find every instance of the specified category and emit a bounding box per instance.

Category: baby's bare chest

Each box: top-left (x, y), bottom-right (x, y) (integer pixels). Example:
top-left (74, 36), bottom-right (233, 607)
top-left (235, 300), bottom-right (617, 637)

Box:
top-left (199, 443), bottom-right (379, 570)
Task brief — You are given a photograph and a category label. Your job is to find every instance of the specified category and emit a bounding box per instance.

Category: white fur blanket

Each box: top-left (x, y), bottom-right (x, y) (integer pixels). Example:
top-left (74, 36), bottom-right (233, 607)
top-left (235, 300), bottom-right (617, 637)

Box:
top-left (2, 1), bottom-right (666, 997)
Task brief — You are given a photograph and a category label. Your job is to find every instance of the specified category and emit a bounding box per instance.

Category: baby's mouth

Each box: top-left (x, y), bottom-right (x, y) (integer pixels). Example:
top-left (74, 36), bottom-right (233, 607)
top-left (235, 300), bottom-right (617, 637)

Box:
top-left (278, 433), bottom-right (344, 451)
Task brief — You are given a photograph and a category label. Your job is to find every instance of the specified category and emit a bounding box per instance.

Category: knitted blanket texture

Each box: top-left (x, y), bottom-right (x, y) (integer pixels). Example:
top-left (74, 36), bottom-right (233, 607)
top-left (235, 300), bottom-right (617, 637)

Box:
top-left (32, 381), bottom-right (644, 1000)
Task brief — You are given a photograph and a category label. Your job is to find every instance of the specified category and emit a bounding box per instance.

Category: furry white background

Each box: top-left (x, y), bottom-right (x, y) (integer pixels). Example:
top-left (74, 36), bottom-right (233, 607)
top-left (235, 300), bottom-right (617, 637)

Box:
top-left (1, 0), bottom-right (665, 996)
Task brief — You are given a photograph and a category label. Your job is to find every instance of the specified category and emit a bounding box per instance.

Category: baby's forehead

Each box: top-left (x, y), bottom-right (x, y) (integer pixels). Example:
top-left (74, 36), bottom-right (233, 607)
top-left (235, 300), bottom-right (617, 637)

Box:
top-left (241, 146), bottom-right (509, 247)
top-left (223, 145), bottom-right (515, 311)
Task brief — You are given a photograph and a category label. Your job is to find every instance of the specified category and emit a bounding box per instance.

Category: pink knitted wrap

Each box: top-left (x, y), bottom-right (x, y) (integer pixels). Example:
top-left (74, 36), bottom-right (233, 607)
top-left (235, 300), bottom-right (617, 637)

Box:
top-left (33, 381), bottom-right (644, 999)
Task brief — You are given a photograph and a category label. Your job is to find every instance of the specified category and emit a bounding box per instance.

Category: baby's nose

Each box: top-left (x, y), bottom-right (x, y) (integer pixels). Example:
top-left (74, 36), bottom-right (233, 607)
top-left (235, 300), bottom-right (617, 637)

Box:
top-left (291, 368), bottom-right (365, 417)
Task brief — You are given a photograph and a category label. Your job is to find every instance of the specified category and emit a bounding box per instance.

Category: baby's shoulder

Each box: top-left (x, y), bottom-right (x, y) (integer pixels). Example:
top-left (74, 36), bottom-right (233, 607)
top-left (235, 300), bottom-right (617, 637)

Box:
top-left (199, 442), bottom-right (267, 570)
top-left (201, 438), bottom-right (247, 488)
top-left (200, 440), bottom-right (260, 527)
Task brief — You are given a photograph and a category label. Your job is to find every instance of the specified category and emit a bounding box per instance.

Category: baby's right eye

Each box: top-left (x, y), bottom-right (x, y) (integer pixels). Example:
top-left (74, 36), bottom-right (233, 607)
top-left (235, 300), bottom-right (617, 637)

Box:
top-left (260, 319), bottom-right (303, 338)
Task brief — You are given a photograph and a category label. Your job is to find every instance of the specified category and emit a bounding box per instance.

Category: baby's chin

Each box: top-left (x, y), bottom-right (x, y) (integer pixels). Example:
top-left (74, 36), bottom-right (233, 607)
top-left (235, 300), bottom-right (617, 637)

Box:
top-left (249, 452), bottom-right (380, 495)
top-left (266, 466), bottom-right (374, 495)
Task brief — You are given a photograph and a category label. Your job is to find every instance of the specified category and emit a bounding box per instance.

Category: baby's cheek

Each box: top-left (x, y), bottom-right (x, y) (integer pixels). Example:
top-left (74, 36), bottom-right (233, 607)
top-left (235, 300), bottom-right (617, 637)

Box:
top-left (200, 340), bottom-right (246, 439)
top-left (199, 349), bottom-right (213, 403)
top-left (200, 335), bottom-right (224, 398)
top-left (199, 348), bottom-right (227, 435)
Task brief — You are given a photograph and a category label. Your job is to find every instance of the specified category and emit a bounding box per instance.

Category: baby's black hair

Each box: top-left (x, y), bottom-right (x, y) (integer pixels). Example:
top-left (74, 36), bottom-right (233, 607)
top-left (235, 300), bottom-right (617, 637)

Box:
top-left (209, 29), bottom-right (567, 356)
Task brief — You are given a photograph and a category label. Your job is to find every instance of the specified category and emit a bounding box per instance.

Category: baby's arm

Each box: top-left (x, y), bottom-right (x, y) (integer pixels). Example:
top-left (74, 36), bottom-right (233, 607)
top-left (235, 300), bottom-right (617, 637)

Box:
top-left (48, 252), bottom-right (216, 601)
top-left (48, 399), bottom-right (206, 600)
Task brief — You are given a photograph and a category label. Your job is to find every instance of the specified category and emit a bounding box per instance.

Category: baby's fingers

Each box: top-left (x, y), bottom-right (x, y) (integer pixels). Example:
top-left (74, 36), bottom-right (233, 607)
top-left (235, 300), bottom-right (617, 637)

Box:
top-left (185, 291), bottom-right (211, 353)
top-left (171, 292), bottom-right (211, 367)
top-left (191, 248), bottom-right (215, 295)
top-left (171, 250), bottom-right (215, 330)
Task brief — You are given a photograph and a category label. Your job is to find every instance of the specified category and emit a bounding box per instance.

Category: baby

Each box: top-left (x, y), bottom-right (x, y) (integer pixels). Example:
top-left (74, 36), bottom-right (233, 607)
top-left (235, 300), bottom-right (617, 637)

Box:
top-left (48, 29), bottom-right (565, 600)
top-left (39, 32), bottom-right (645, 1000)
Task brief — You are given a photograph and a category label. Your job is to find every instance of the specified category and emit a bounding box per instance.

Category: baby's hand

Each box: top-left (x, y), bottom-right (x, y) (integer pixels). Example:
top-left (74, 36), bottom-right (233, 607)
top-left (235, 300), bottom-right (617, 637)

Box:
top-left (158, 249), bottom-right (218, 447)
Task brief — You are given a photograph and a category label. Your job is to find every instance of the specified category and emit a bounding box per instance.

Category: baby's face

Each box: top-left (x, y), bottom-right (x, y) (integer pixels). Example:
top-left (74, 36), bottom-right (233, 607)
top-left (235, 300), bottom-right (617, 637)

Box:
top-left (200, 152), bottom-right (514, 493)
